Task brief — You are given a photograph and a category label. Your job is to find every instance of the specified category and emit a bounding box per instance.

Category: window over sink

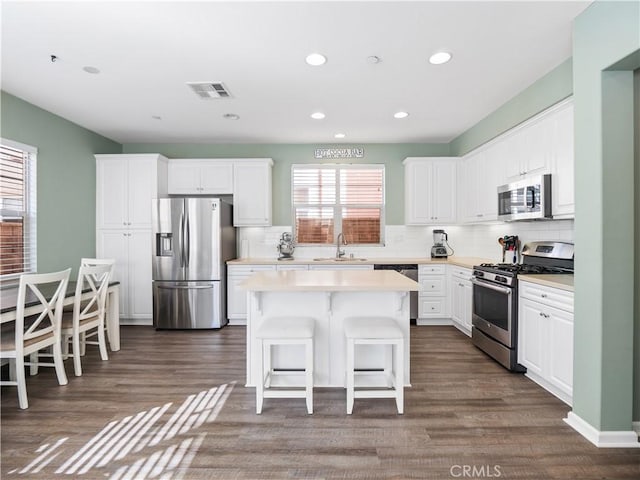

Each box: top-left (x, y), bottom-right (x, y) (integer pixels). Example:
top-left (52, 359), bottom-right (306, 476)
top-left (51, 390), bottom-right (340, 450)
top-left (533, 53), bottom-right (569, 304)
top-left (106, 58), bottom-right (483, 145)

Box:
top-left (0, 139), bottom-right (37, 278)
top-left (291, 164), bottom-right (385, 245)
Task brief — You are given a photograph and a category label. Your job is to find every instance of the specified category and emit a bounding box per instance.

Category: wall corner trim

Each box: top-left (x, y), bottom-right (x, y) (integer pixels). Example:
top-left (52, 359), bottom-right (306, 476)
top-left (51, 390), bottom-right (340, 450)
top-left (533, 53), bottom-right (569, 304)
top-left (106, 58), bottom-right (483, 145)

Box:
top-left (564, 412), bottom-right (640, 448)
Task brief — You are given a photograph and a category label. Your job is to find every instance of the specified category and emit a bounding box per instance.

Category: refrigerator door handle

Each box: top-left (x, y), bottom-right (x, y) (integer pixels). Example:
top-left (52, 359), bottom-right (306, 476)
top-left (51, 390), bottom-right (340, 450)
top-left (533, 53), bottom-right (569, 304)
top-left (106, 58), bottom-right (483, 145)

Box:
top-left (157, 284), bottom-right (213, 290)
top-left (179, 209), bottom-right (185, 268)
top-left (185, 211), bottom-right (190, 268)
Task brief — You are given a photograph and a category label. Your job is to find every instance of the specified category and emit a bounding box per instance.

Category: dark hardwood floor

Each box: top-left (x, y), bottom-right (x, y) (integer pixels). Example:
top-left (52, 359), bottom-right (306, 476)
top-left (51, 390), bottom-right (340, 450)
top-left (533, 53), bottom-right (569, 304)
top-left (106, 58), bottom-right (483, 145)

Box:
top-left (1, 325), bottom-right (638, 479)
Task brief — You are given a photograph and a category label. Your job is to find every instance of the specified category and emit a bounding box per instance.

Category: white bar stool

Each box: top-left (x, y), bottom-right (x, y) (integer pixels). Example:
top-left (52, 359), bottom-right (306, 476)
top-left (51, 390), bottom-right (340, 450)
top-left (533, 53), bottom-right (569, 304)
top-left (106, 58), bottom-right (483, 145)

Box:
top-left (255, 316), bottom-right (315, 414)
top-left (344, 316), bottom-right (404, 415)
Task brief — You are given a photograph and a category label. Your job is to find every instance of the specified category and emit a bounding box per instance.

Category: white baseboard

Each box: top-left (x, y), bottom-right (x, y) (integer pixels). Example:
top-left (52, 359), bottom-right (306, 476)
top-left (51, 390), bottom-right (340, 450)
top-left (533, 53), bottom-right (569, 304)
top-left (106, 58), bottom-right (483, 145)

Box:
top-left (564, 411), bottom-right (640, 448)
top-left (416, 318), bottom-right (452, 326)
top-left (120, 318), bottom-right (153, 326)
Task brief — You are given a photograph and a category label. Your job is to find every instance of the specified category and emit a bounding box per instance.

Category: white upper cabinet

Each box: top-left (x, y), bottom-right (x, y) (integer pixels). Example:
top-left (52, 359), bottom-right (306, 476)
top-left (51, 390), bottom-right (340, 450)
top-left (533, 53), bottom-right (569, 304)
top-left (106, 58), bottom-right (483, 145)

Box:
top-left (458, 148), bottom-right (503, 223)
top-left (404, 157), bottom-right (457, 225)
top-left (550, 101), bottom-right (575, 218)
top-left (505, 115), bottom-right (554, 182)
top-left (168, 159), bottom-right (233, 194)
top-left (233, 159), bottom-right (273, 226)
top-left (96, 154), bottom-right (168, 230)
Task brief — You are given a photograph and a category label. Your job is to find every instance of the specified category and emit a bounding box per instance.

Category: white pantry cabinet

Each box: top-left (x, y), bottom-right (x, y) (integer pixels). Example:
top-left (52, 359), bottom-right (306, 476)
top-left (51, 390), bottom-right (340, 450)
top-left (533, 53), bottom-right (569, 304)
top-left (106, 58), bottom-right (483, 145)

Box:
top-left (449, 266), bottom-right (473, 336)
top-left (518, 280), bottom-right (574, 405)
top-left (97, 229), bottom-right (153, 320)
top-left (96, 154), bottom-right (168, 230)
top-left (227, 264), bottom-right (276, 325)
top-left (404, 158), bottom-right (457, 225)
top-left (233, 159), bottom-right (273, 226)
top-left (95, 154), bottom-right (168, 323)
top-left (168, 159), bottom-right (234, 194)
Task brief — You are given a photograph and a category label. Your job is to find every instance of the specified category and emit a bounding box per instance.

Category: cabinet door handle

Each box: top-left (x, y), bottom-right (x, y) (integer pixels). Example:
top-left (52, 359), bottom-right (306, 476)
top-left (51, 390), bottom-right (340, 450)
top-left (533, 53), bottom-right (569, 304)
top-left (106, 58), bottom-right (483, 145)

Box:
top-left (459, 283), bottom-right (464, 287)
top-left (539, 312), bottom-right (549, 318)
top-left (541, 293), bottom-right (547, 298)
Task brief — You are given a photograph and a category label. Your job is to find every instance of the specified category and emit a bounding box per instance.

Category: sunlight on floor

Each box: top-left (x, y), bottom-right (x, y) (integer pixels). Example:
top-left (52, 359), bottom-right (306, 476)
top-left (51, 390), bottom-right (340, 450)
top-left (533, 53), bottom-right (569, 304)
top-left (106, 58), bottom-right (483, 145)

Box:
top-left (7, 383), bottom-right (234, 478)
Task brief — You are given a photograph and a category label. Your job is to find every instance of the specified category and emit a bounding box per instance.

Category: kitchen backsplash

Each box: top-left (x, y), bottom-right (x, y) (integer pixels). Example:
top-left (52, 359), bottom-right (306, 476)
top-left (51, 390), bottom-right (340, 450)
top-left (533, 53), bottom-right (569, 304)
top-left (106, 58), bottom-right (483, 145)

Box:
top-left (237, 220), bottom-right (575, 263)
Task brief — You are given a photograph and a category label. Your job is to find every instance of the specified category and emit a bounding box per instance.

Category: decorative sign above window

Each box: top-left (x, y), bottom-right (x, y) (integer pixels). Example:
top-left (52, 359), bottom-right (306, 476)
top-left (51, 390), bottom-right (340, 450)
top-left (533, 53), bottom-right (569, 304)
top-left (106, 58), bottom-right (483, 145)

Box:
top-left (314, 147), bottom-right (364, 159)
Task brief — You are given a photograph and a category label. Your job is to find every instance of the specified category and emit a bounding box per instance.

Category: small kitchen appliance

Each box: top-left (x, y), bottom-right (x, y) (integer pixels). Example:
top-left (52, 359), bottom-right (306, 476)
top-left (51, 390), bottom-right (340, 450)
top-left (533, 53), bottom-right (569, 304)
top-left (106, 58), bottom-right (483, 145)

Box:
top-left (470, 241), bottom-right (574, 371)
top-left (277, 232), bottom-right (295, 260)
top-left (431, 229), bottom-right (452, 258)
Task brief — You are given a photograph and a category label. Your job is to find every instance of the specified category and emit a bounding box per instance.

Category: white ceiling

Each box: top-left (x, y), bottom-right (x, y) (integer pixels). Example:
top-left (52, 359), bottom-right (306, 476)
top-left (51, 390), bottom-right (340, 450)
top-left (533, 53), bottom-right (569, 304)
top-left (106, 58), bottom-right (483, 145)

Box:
top-left (1, 1), bottom-right (591, 145)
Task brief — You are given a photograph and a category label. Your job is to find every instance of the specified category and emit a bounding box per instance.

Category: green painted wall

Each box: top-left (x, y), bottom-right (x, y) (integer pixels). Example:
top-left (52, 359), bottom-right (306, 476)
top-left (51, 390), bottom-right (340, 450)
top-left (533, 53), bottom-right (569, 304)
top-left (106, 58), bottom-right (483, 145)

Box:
top-left (573, 0), bottom-right (640, 430)
top-left (450, 58), bottom-right (573, 156)
top-left (122, 143), bottom-right (450, 225)
top-left (0, 91), bottom-right (121, 277)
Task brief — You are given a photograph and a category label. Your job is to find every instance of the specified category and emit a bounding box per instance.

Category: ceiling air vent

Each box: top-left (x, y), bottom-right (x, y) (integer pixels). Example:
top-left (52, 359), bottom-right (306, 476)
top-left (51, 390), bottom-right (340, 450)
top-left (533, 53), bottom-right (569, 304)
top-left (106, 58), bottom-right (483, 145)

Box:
top-left (186, 82), bottom-right (232, 99)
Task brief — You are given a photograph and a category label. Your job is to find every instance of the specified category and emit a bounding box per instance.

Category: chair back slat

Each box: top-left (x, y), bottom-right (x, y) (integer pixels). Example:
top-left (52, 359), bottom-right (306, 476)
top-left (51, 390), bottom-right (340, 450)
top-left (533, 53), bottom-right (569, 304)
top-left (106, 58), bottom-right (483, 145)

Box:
top-left (16, 269), bottom-right (71, 344)
top-left (73, 265), bottom-right (111, 325)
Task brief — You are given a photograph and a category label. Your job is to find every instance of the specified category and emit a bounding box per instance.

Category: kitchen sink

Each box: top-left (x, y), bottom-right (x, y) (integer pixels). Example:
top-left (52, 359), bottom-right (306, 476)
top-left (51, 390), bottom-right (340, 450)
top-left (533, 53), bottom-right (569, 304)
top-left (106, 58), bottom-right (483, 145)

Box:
top-left (312, 257), bottom-right (368, 262)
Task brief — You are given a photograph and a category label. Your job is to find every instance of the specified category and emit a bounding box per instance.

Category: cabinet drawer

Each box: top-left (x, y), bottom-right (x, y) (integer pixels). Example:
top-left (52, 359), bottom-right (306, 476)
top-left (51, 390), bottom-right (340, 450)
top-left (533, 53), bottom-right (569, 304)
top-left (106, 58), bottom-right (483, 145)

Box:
top-left (418, 276), bottom-right (446, 296)
top-left (451, 266), bottom-right (472, 280)
top-left (419, 298), bottom-right (446, 317)
top-left (419, 264), bottom-right (446, 275)
top-left (228, 265), bottom-right (276, 276)
top-left (520, 281), bottom-right (573, 312)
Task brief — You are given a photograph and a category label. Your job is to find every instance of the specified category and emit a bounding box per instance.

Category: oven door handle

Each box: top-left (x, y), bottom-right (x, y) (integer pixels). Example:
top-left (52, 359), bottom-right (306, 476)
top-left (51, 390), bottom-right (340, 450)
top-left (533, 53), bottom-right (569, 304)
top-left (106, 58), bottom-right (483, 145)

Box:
top-left (471, 277), bottom-right (513, 295)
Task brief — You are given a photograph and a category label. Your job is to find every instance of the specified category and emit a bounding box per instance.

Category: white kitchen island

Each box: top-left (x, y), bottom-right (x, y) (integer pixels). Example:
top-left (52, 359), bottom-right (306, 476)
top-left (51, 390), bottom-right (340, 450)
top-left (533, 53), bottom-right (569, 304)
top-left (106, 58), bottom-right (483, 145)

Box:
top-left (241, 269), bottom-right (419, 388)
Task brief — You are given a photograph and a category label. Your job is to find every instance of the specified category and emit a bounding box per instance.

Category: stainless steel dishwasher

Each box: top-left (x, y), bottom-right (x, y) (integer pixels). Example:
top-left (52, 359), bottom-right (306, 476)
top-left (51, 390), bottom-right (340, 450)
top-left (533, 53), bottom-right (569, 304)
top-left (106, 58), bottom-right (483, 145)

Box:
top-left (373, 264), bottom-right (418, 320)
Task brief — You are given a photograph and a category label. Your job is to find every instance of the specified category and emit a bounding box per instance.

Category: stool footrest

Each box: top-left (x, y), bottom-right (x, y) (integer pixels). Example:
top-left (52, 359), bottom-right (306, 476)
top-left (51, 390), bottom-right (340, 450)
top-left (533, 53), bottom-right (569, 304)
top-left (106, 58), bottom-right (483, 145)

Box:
top-left (354, 390), bottom-right (398, 399)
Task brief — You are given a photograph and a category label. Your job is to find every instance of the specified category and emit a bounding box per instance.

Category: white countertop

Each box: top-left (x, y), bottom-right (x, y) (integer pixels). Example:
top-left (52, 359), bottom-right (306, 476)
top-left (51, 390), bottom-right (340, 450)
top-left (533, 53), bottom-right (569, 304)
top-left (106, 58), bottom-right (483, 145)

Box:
top-left (240, 269), bottom-right (420, 292)
top-left (228, 256), bottom-right (491, 270)
top-left (519, 274), bottom-right (574, 292)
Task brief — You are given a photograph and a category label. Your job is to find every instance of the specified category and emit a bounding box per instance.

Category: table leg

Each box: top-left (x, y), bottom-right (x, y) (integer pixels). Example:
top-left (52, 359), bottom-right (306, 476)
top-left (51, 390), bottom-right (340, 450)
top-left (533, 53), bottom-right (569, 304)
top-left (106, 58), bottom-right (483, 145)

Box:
top-left (106, 286), bottom-right (120, 351)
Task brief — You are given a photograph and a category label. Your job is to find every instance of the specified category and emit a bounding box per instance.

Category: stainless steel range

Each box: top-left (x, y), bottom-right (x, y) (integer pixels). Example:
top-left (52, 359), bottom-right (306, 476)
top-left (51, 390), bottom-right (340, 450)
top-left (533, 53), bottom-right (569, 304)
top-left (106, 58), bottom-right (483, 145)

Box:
top-left (471, 241), bottom-right (574, 371)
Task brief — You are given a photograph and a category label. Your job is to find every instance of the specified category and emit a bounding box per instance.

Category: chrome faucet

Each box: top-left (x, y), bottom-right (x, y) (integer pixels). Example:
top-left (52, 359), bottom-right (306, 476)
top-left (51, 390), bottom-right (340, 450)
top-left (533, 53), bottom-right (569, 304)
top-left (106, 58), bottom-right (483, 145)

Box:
top-left (335, 232), bottom-right (347, 258)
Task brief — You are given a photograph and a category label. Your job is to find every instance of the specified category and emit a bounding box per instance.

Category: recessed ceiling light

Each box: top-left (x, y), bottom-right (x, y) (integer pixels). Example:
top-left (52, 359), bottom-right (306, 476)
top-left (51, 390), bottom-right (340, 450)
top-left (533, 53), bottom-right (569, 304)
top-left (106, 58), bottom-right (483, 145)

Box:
top-left (311, 112), bottom-right (325, 120)
top-left (223, 113), bottom-right (240, 120)
top-left (429, 52), bottom-right (452, 65)
top-left (305, 53), bottom-right (327, 66)
top-left (82, 66), bottom-right (100, 74)
top-left (394, 111), bottom-right (409, 119)
top-left (334, 133), bottom-right (346, 139)
top-left (366, 55), bottom-right (381, 64)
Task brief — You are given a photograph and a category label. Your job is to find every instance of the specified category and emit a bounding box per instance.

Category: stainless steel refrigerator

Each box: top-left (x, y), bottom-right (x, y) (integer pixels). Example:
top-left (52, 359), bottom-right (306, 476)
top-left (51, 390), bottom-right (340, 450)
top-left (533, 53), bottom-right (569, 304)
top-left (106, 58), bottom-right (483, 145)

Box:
top-left (152, 198), bottom-right (236, 329)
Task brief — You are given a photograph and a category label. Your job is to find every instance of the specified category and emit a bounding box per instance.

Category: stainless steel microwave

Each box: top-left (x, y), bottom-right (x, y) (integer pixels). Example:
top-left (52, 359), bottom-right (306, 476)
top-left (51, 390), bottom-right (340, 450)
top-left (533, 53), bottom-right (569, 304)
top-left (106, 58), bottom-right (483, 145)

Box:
top-left (497, 174), bottom-right (552, 221)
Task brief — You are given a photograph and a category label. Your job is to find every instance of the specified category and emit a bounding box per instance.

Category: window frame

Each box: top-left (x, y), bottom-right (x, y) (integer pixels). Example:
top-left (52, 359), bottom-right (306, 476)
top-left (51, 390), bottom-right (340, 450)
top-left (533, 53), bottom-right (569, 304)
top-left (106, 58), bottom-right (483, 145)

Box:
top-left (0, 138), bottom-right (37, 281)
top-left (291, 163), bottom-right (386, 246)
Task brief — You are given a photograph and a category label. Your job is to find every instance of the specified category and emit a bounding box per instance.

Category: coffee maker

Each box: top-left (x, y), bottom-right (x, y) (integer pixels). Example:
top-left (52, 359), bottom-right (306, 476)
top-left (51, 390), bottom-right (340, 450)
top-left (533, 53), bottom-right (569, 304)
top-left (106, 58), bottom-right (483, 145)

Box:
top-left (431, 229), bottom-right (451, 258)
top-left (277, 232), bottom-right (295, 260)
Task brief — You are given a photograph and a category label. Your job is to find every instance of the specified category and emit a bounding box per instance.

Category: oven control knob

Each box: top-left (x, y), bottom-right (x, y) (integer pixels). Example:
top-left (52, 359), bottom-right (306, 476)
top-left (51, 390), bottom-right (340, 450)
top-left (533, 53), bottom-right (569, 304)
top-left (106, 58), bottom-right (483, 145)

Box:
top-left (495, 275), bottom-right (507, 283)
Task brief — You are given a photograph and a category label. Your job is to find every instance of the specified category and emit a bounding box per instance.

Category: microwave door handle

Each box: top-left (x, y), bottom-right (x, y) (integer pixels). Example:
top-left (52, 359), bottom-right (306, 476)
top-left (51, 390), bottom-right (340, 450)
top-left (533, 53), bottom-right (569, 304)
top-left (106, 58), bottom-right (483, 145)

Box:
top-left (526, 186), bottom-right (536, 209)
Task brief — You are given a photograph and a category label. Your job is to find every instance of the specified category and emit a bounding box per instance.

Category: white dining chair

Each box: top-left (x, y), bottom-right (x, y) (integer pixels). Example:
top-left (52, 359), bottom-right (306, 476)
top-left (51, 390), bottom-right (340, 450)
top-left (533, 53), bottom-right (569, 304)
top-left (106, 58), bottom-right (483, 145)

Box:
top-left (59, 264), bottom-right (112, 376)
top-left (0, 268), bottom-right (71, 409)
top-left (61, 258), bottom-right (114, 355)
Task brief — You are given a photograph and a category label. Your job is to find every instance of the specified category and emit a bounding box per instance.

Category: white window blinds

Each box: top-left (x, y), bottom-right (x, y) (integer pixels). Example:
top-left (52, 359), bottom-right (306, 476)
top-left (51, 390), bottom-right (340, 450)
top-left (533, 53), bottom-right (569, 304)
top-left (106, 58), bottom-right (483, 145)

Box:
top-left (0, 139), bottom-right (37, 278)
top-left (292, 164), bottom-right (384, 245)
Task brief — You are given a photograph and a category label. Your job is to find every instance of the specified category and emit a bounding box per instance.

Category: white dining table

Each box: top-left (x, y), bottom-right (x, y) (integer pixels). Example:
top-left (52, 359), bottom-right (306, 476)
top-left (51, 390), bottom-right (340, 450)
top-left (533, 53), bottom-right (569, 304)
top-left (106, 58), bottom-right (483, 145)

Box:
top-left (0, 281), bottom-right (121, 351)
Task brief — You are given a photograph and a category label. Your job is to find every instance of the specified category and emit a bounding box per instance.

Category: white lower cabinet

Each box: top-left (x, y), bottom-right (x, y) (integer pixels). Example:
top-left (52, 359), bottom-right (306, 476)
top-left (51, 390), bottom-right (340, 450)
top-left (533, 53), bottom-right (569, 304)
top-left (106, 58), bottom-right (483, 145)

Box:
top-left (449, 267), bottom-right (473, 336)
top-left (227, 265), bottom-right (276, 325)
top-left (417, 264), bottom-right (449, 325)
top-left (97, 229), bottom-right (153, 320)
top-left (518, 281), bottom-right (574, 405)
